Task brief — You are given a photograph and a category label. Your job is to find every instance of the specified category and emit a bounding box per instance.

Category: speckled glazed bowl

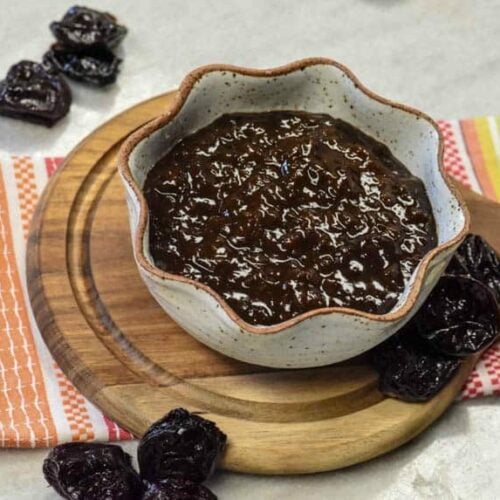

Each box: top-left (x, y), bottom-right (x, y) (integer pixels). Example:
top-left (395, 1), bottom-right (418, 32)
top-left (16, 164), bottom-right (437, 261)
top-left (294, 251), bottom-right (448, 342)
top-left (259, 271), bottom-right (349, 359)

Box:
top-left (118, 58), bottom-right (469, 368)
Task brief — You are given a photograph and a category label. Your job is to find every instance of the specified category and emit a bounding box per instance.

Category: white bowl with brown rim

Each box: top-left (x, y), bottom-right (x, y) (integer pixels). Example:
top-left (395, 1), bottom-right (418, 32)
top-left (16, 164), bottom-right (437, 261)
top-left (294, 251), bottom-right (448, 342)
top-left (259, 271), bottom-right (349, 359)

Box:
top-left (118, 58), bottom-right (469, 368)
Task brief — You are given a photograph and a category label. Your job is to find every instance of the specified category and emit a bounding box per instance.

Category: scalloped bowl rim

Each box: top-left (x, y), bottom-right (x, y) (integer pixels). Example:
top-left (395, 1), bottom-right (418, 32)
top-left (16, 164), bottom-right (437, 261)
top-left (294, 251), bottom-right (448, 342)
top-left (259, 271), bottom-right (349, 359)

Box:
top-left (118, 57), bottom-right (470, 335)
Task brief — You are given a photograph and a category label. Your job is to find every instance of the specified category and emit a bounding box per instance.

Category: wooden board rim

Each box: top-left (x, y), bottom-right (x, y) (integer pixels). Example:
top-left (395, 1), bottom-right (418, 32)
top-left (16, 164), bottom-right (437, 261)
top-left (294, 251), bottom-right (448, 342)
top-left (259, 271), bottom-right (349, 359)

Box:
top-left (26, 91), bottom-right (499, 474)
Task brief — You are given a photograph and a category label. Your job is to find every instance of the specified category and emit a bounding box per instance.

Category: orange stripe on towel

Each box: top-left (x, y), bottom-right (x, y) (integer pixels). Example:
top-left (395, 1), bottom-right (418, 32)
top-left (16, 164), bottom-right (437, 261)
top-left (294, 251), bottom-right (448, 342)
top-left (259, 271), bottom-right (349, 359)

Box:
top-left (460, 119), bottom-right (497, 201)
top-left (11, 155), bottom-right (96, 444)
top-left (12, 156), bottom-right (39, 239)
top-left (54, 365), bottom-right (95, 442)
top-left (0, 166), bottom-right (57, 447)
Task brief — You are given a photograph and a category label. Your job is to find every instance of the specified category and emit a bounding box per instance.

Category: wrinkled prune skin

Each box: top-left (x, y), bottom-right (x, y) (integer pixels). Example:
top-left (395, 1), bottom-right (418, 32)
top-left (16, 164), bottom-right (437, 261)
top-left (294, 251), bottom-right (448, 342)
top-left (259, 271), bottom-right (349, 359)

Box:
top-left (143, 479), bottom-right (217, 500)
top-left (44, 44), bottom-right (121, 86)
top-left (413, 275), bottom-right (499, 357)
top-left (50, 5), bottom-right (128, 50)
top-left (138, 408), bottom-right (227, 484)
top-left (371, 237), bottom-right (500, 402)
top-left (0, 60), bottom-right (71, 126)
top-left (446, 234), bottom-right (500, 303)
top-left (372, 328), bottom-right (460, 402)
top-left (43, 442), bottom-right (143, 499)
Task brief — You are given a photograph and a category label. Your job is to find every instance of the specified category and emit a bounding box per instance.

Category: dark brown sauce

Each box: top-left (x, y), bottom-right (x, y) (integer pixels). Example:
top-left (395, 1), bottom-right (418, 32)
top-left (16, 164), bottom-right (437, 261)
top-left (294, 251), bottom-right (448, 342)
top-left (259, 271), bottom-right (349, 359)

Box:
top-left (144, 111), bottom-right (437, 325)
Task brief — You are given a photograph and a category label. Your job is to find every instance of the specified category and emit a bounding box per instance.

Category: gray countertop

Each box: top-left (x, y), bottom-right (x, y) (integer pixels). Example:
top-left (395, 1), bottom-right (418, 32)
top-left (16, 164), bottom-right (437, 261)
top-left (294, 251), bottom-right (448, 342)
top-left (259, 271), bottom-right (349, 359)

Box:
top-left (1, 0), bottom-right (499, 498)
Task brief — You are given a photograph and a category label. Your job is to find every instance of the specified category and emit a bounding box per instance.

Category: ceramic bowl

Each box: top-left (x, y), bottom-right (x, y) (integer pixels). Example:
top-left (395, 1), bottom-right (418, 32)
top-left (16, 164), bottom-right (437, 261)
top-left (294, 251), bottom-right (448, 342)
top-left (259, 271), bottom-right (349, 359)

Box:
top-left (118, 58), bottom-right (469, 368)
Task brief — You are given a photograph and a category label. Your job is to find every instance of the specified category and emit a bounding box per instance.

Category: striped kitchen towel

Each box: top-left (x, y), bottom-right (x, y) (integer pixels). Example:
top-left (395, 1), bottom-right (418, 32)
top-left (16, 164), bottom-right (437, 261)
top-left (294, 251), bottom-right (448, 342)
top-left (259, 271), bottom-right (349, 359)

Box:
top-left (0, 116), bottom-right (499, 448)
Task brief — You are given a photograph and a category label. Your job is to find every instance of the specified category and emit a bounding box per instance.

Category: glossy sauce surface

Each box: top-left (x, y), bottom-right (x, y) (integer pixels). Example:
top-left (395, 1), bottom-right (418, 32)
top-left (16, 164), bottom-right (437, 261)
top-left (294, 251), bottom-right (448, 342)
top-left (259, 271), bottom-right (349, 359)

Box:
top-left (144, 111), bottom-right (437, 325)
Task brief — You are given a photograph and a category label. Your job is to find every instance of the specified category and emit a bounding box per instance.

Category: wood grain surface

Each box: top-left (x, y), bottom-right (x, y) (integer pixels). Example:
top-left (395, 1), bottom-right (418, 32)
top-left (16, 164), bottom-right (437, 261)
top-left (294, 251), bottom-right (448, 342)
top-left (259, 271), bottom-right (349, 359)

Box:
top-left (26, 91), bottom-right (500, 474)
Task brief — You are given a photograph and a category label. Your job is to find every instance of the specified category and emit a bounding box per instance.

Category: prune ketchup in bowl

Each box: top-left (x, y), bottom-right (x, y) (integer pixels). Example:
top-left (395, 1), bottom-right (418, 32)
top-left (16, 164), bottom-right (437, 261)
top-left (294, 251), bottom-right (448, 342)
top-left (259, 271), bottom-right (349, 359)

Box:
top-left (118, 58), bottom-right (469, 368)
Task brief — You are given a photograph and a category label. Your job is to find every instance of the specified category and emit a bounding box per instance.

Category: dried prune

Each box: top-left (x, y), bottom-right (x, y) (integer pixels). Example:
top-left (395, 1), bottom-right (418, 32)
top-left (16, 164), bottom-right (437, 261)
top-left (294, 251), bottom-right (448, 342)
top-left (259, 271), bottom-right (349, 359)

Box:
top-left (413, 275), bottom-right (499, 357)
top-left (44, 44), bottom-right (121, 87)
top-left (446, 234), bottom-right (500, 302)
top-left (370, 236), bottom-right (500, 401)
top-left (43, 442), bottom-right (143, 499)
top-left (0, 60), bottom-right (71, 126)
top-left (372, 329), bottom-right (460, 402)
top-left (138, 408), bottom-right (227, 483)
top-left (50, 6), bottom-right (127, 50)
top-left (143, 479), bottom-right (217, 500)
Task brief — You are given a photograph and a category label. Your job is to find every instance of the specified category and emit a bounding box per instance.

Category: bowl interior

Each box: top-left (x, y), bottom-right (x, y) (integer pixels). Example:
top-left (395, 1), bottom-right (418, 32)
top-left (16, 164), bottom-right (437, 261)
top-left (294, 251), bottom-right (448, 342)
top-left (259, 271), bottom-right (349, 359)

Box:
top-left (127, 62), bottom-right (467, 314)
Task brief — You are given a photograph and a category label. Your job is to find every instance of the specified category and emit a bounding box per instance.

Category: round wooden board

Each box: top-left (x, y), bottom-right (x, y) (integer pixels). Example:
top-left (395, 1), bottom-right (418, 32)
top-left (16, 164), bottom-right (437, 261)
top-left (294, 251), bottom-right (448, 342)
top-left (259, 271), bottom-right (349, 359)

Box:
top-left (27, 91), bottom-right (500, 475)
